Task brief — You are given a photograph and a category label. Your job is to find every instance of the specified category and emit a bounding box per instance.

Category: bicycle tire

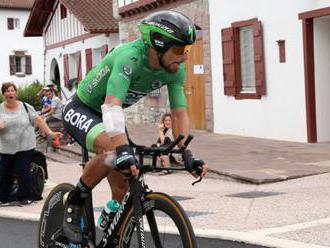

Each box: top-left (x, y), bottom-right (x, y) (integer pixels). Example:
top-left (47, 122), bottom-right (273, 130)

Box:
top-left (31, 163), bottom-right (45, 200)
top-left (36, 183), bottom-right (92, 248)
top-left (118, 192), bottom-right (197, 248)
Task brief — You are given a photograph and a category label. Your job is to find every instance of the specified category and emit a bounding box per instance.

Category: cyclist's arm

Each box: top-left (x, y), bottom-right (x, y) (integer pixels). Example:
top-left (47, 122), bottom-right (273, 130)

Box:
top-left (103, 96), bottom-right (128, 147)
top-left (168, 79), bottom-right (208, 177)
top-left (103, 58), bottom-right (134, 146)
top-left (171, 108), bottom-right (190, 148)
top-left (167, 76), bottom-right (188, 147)
top-left (102, 61), bottom-right (138, 177)
top-left (102, 96), bottom-right (138, 177)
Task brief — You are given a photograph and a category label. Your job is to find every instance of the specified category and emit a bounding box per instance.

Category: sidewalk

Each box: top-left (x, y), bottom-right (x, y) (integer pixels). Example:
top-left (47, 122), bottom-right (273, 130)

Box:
top-left (3, 125), bottom-right (330, 248)
top-left (125, 124), bottom-right (330, 184)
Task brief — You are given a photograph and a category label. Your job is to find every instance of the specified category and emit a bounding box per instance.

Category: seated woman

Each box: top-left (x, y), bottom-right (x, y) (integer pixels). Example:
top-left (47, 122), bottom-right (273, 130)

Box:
top-left (156, 113), bottom-right (180, 175)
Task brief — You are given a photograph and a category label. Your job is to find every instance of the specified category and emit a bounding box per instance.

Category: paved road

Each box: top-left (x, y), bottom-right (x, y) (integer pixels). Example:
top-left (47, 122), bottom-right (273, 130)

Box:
top-left (3, 161), bottom-right (330, 247)
top-left (0, 218), bottom-right (267, 248)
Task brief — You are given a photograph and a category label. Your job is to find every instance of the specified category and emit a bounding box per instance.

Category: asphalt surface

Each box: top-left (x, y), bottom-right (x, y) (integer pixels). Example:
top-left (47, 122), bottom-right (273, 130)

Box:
top-left (2, 163), bottom-right (330, 248)
top-left (0, 217), bottom-right (267, 248)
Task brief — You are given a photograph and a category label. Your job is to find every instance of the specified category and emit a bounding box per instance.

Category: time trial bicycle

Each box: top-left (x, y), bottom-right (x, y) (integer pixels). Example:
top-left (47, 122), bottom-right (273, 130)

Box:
top-left (37, 132), bottom-right (203, 248)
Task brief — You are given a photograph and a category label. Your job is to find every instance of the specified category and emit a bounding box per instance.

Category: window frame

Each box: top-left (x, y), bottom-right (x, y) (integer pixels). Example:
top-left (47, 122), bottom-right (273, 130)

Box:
top-left (7, 18), bottom-right (20, 30)
top-left (232, 18), bottom-right (262, 99)
top-left (221, 18), bottom-right (266, 100)
top-left (9, 52), bottom-right (32, 77)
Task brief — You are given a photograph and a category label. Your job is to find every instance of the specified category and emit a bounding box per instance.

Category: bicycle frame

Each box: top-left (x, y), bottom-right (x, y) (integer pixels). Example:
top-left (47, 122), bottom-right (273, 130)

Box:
top-left (53, 132), bottom-right (199, 248)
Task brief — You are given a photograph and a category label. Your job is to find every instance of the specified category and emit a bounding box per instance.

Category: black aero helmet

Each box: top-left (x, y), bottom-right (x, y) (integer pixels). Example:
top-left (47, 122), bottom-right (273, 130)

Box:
top-left (138, 10), bottom-right (197, 53)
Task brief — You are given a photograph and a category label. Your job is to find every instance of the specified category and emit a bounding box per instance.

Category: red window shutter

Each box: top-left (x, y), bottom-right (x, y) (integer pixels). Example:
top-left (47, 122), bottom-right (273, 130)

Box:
top-left (9, 55), bottom-right (15, 75)
top-left (7, 18), bottom-right (14, 30)
top-left (253, 21), bottom-right (266, 96)
top-left (25, 55), bottom-right (32, 75)
top-left (221, 27), bottom-right (237, 96)
top-left (63, 54), bottom-right (69, 86)
top-left (101, 44), bottom-right (108, 58)
top-left (60, 4), bottom-right (67, 19)
top-left (76, 51), bottom-right (82, 82)
top-left (85, 48), bottom-right (92, 73)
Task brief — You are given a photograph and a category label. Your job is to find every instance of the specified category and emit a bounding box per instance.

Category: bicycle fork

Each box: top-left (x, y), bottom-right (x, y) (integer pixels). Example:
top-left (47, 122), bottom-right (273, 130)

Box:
top-left (129, 178), bottom-right (146, 248)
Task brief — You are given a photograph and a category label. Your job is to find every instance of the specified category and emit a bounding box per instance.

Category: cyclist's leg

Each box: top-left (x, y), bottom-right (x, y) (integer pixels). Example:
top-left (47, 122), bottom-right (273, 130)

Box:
top-left (107, 170), bottom-right (129, 203)
top-left (81, 131), bottom-right (128, 199)
top-left (62, 95), bottom-right (113, 243)
top-left (61, 94), bottom-right (128, 243)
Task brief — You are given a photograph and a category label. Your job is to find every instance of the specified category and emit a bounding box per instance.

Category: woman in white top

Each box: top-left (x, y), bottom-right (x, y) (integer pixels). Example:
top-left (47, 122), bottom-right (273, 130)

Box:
top-left (0, 82), bottom-right (62, 204)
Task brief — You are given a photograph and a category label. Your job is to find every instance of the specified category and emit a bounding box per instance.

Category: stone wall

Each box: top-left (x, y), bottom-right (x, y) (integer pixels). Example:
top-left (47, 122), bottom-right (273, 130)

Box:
top-left (119, 0), bottom-right (213, 130)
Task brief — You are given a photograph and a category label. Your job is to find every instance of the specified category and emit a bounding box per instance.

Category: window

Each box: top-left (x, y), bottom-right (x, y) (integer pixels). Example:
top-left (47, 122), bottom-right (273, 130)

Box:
top-left (9, 53), bottom-right (32, 76)
top-left (60, 4), bottom-right (67, 19)
top-left (14, 18), bottom-right (20, 29)
top-left (15, 56), bottom-right (24, 73)
top-left (221, 18), bottom-right (266, 99)
top-left (7, 18), bottom-right (20, 30)
top-left (64, 51), bottom-right (82, 87)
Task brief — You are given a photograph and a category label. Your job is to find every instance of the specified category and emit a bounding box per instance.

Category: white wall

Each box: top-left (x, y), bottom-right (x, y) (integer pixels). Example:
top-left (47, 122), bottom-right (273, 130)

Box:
top-left (209, 0), bottom-right (330, 142)
top-left (314, 16), bottom-right (330, 142)
top-left (0, 9), bottom-right (43, 87)
top-left (45, 33), bottom-right (119, 100)
top-left (45, 3), bottom-right (88, 46)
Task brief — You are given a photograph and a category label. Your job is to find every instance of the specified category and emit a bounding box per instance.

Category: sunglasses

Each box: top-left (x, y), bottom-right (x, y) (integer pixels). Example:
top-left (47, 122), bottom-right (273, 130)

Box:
top-left (171, 45), bottom-right (193, 55)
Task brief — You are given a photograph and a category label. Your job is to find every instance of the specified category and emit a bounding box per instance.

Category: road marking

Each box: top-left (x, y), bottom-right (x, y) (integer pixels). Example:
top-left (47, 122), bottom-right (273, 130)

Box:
top-left (250, 217), bottom-right (330, 235)
top-left (194, 228), bottom-right (329, 248)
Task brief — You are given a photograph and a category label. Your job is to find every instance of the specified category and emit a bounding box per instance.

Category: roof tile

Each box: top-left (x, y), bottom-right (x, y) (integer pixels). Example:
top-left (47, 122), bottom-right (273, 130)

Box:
top-left (61, 0), bottom-right (118, 32)
top-left (0, 0), bottom-right (35, 9)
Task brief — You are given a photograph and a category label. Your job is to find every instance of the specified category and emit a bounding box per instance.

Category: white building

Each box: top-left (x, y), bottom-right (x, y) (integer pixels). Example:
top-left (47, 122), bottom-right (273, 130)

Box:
top-left (209, 0), bottom-right (330, 143)
top-left (0, 0), bottom-right (43, 86)
top-left (24, 0), bottom-right (119, 100)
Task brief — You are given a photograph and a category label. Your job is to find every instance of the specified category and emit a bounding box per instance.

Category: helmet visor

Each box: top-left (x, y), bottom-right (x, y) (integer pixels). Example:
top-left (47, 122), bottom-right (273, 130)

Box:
top-left (172, 44), bottom-right (193, 55)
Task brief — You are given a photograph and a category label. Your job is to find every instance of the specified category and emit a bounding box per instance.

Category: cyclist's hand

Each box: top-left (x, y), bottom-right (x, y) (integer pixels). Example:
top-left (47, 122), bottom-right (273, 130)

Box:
top-left (182, 149), bottom-right (208, 178)
top-left (115, 144), bottom-right (139, 178)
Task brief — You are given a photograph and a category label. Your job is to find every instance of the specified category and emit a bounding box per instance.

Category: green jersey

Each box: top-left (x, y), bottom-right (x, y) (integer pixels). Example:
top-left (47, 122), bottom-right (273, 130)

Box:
top-left (77, 39), bottom-right (187, 112)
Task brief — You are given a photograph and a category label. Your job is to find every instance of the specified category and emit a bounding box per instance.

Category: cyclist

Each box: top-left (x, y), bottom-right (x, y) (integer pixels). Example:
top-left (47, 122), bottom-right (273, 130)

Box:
top-left (62, 10), bottom-right (208, 243)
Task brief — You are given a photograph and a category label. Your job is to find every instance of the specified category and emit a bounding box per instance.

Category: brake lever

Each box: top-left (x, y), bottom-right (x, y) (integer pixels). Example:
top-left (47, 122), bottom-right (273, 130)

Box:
top-left (192, 165), bottom-right (203, 186)
top-left (192, 177), bottom-right (202, 186)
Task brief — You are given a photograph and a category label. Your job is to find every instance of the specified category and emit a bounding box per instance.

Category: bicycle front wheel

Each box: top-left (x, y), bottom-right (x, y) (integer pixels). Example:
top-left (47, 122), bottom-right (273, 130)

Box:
top-left (118, 192), bottom-right (197, 248)
top-left (36, 183), bottom-right (92, 248)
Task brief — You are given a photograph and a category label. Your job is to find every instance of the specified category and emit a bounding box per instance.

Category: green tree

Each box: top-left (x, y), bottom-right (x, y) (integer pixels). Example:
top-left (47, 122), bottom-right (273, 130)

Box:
top-left (17, 81), bottom-right (43, 110)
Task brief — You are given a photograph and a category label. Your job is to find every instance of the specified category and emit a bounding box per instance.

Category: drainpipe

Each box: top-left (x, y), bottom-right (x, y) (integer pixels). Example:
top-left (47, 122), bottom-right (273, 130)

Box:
top-left (43, 35), bottom-right (46, 85)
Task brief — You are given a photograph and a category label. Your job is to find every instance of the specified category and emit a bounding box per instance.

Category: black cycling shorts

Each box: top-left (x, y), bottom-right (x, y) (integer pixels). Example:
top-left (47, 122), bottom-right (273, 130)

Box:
top-left (62, 94), bottom-right (105, 152)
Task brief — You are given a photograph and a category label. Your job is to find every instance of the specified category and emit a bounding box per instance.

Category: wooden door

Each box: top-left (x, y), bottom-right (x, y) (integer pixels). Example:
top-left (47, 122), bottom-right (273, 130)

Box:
top-left (184, 39), bottom-right (206, 129)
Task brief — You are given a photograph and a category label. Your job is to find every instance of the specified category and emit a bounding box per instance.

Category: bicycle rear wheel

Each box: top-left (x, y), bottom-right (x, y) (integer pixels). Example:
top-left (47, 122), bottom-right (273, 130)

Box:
top-left (118, 192), bottom-right (197, 248)
top-left (36, 183), bottom-right (93, 248)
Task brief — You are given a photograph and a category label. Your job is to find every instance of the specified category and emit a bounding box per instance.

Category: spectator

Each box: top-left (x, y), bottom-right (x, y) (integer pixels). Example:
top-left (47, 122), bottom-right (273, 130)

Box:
top-left (0, 82), bottom-right (62, 205)
top-left (157, 113), bottom-right (180, 175)
top-left (43, 88), bottom-right (63, 123)
top-left (39, 87), bottom-right (52, 117)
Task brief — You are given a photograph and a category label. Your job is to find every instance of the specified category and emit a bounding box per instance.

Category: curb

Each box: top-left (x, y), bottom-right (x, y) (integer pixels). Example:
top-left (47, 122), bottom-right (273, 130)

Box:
top-left (0, 210), bottom-right (39, 222)
top-left (194, 228), bottom-right (329, 248)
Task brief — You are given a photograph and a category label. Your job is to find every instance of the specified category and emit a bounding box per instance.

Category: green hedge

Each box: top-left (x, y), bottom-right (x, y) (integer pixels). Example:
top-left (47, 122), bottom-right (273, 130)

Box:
top-left (0, 81), bottom-right (43, 110)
